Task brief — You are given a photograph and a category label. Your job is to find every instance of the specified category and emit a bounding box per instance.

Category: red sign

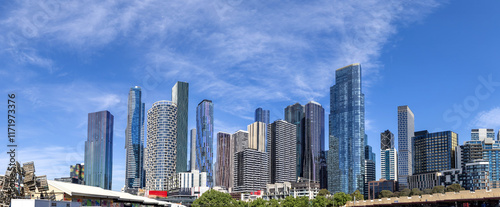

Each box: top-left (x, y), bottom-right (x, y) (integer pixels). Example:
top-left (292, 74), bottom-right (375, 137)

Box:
top-left (148, 191), bottom-right (168, 198)
top-left (250, 190), bottom-right (261, 195)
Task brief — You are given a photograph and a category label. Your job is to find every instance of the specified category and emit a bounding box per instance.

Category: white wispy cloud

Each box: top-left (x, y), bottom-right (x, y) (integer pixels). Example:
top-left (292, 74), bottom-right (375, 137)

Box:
top-left (469, 107), bottom-right (500, 129)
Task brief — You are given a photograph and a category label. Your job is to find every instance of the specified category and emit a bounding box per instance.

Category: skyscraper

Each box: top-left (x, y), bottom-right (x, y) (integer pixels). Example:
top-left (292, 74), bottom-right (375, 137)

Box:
top-left (412, 130), bottom-right (457, 175)
top-left (380, 130), bottom-right (397, 181)
top-left (329, 63), bottom-right (365, 194)
top-left (125, 86), bottom-right (145, 192)
top-left (196, 100), bottom-right (214, 187)
top-left (284, 103), bottom-right (304, 179)
top-left (190, 128), bottom-right (196, 172)
top-left (364, 142), bottom-right (376, 197)
top-left (216, 132), bottom-right (233, 190)
top-left (172, 81), bottom-right (189, 173)
top-left (248, 121), bottom-right (266, 152)
top-left (255, 107), bottom-right (270, 153)
top-left (397, 105), bottom-right (414, 189)
top-left (268, 120), bottom-right (296, 184)
top-left (85, 110), bottom-right (114, 190)
top-left (303, 101), bottom-right (325, 186)
top-left (471, 129), bottom-right (495, 141)
top-left (145, 101), bottom-right (177, 191)
top-left (232, 130), bottom-right (249, 189)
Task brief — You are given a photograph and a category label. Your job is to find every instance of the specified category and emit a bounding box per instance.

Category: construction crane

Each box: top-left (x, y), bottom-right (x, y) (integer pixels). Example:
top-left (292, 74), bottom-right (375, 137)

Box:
top-left (0, 161), bottom-right (54, 207)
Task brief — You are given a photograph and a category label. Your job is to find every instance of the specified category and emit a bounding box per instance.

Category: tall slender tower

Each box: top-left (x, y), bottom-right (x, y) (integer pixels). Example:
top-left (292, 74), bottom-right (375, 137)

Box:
top-left (284, 103), bottom-right (304, 179)
top-left (196, 100), bottom-right (214, 187)
top-left (125, 86), bottom-right (145, 192)
top-left (268, 120), bottom-right (296, 184)
top-left (190, 129), bottom-right (196, 172)
top-left (328, 63), bottom-right (365, 194)
top-left (145, 101), bottom-right (177, 191)
top-left (397, 105), bottom-right (414, 189)
top-left (172, 81), bottom-right (189, 172)
top-left (216, 132), bottom-right (232, 189)
top-left (380, 130), bottom-right (397, 181)
top-left (85, 110), bottom-right (114, 190)
top-left (303, 101), bottom-right (325, 185)
top-left (255, 107), bottom-right (270, 152)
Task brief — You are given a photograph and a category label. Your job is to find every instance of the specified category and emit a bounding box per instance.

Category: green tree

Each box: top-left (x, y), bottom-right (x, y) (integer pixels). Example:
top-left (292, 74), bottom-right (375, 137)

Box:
top-left (318, 189), bottom-right (331, 197)
top-left (192, 189), bottom-right (234, 207)
top-left (432, 185), bottom-right (445, 194)
top-left (392, 191), bottom-right (400, 198)
top-left (312, 196), bottom-right (330, 207)
top-left (410, 188), bottom-right (422, 196)
top-left (296, 196), bottom-right (309, 206)
top-left (350, 190), bottom-right (364, 201)
top-left (282, 196), bottom-right (296, 207)
top-left (269, 199), bottom-right (280, 207)
top-left (378, 190), bottom-right (393, 198)
top-left (333, 192), bottom-right (352, 207)
top-left (423, 189), bottom-right (433, 195)
top-left (249, 198), bottom-right (268, 207)
top-left (399, 188), bottom-right (411, 197)
top-left (232, 200), bottom-right (247, 207)
top-left (445, 184), bottom-right (465, 192)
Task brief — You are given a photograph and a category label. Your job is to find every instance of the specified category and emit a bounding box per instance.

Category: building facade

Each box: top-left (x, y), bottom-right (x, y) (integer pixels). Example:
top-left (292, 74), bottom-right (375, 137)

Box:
top-left (367, 179), bottom-right (398, 200)
top-left (284, 103), bottom-right (304, 180)
top-left (463, 160), bottom-right (489, 191)
top-left (471, 129), bottom-right (495, 141)
top-left (329, 63), bottom-right (365, 194)
top-left (172, 81), bottom-right (189, 173)
top-left (412, 130), bottom-right (458, 175)
top-left (397, 105), bottom-right (414, 189)
top-left (268, 120), bottom-right (296, 184)
top-left (145, 101), bottom-right (177, 191)
top-left (302, 101), bottom-right (325, 187)
top-left (125, 86), bottom-right (145, 192)
top-left (196, 100), bottom-right (214, 187)
top-left (364, 143), bottom-right (376, 197)
top-left (381, 130), bottom-right (397, 181)
top-left (233, 148), bottom-right (268, 192)
top-left (216, 132), bottom-right (233, 190)
top-left (190, 129), bottom-right (196, 171)
top-left (84, 110), bottom-right (114, 190)
top-left (248, 122), bottom-right (266, 152)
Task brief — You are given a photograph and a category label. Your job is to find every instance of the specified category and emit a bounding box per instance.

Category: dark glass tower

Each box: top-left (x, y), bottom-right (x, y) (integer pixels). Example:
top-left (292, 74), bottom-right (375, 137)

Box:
top-left (329, 63), bottom-right (365, 194)
top-left (302, 101), bottom-right (325, 185)
top-left (172, 81), bottom-right (189, 173)
top-left (196, 100), bottom-right (214, 187)
top-left (255, 107), bottom-right (270, 124)
top-left (125, 86), bottom-right (145, 192)
top-left (284, 103), bottom-right (304, 179)
top-left (85, 110), bottom-right (114, 190)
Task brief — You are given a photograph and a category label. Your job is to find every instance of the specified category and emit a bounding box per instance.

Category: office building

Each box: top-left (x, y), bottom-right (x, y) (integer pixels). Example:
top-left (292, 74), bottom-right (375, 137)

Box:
top-left (302, 101), bottom-right (325, 187)
top-left (196, 100), bottom-right (214, 187)
top-left (216, 132), bottom-right (233, 190)
top-left (255, 107), bottom-right (270, 153)
top-left (364, 143), bottom-right (376, 197)
top-left (248, 121), bottom-right (266, 152)
top-left (284, 103), bottom-right (304, 179)
top-left (172, 81), bottom-right (189, 173)
top-left (125, 86), bottom-right (145, 192)
top-left (397, 105), bottom-right (414, 189)
top-left (381, 130), bottom-right (397, 181)
top-left (368, 179), bottom-right (398, 200)
top-left (329, 63), bottom-right (365, 194)
top-left (145, 101), bottom-right (177, 191)
top-left (471, 129), bottom-right (495, 141)
top-left (84, 110), bottom-right (114, 190)
top-left (268, 120), bottom-right (296, 184)
top-left (412, 130), bottom-right (458, 175)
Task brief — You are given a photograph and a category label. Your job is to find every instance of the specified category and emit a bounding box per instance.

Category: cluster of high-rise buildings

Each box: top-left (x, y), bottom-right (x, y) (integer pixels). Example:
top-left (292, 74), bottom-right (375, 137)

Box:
top-left (74, 63), bottom-right (500, 200)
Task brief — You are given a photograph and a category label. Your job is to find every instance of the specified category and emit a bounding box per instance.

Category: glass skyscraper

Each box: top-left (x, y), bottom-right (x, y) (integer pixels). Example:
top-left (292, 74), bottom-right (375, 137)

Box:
top-left (196, 100), bottom-right (214, 187)
top-left (302, 101), bottom-right (325, 185)
top-left (412, 130), bottom-right (457, 175)
top-left (172, 81), bottom-right (189, 173)
top-left (125, 86), bottom-right (145, 192)
top-left (397, 105), bottom-right (414, 189)
top-left (380, 130), bottom-right (397, 181)
top-left (145, 101), bottom-right (177, 191)
top-left (85, 110), bottom-right (114, 190)
top-left (255, 107), bottom-right (270, 152)
top-left (284, 103), bottom-right (304, 179)
top-left (328, 63), bottom-right (365, 194)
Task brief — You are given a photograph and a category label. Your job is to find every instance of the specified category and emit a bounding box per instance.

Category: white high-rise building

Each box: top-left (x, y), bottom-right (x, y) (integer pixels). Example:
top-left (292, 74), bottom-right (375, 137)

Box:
top-left (145, 101), bottom-right (177, 191)
top-left (397, 105), bottom-right (414, 189)
top-left (381, 130), bottom-right (397, 181)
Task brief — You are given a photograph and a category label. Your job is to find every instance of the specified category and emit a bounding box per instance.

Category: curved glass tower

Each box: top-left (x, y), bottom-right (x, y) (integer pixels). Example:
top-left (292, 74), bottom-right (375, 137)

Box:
top-left (196, 100), bottom-right (214, 187)
top-left (145, 101), bottom-right (177, 191)
top-left (125, 86), bottom-right (145, 191)
top-left (328, 63), bottom-right (365, 194)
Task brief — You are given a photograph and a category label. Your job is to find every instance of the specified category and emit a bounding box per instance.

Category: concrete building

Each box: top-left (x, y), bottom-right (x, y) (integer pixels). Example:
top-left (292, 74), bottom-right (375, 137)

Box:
top-left (233, 148), bottom-right (268, 192)
top-left (284, 103), bottom-right (305, 180)
top-left (263, 182), bottom-right (291, 200)
top-left (267, 120), bottom-right (296, 184)
top-left (248, 121), bottom-right (266, 152)
top-left (463, 160), bottom-right (489, 191)
top-left (408, 172), bottom-right (440, 191)
top-left (145, 101), bottom-right (177, 191)
top-left (190, 129), bottom-right (196, 172)
top-left (216, 132), bottom-right (233, 190)
top-left (397, 105), bottom-right (414, 190)
top-left (84, 110), bottom-right (114, 190)
top-left (471, 129), bottom-right (495, 141)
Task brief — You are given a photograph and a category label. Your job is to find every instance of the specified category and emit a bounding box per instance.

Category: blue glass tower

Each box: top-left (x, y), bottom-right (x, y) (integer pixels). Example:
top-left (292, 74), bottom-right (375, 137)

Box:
top-left (125, 86), bottom-right (145, 191)
top-left (284, 103), bottom-right (304, 179)
top-left (328, 63), bottom-right (365, 194)
top-left (255, 107), bottom-right (270, 153)
top-left (85, 110), bottom-right (114, 190)
top-left (196, 100), bottom-right (214, 187)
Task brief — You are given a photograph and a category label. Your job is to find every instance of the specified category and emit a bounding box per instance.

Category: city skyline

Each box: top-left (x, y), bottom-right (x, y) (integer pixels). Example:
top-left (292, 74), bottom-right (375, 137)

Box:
top-left (2, 1), bottom-right (500, 191)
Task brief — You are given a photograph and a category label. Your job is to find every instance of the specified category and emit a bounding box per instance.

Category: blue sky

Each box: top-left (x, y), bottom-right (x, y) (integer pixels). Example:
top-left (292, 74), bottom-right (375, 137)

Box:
top-left (1, 0), bottom-right (500, 191)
